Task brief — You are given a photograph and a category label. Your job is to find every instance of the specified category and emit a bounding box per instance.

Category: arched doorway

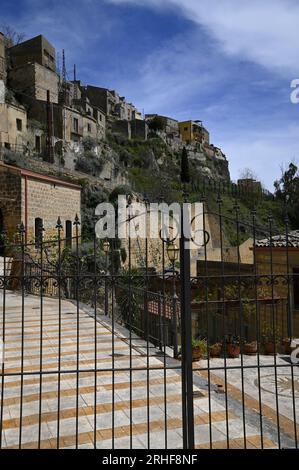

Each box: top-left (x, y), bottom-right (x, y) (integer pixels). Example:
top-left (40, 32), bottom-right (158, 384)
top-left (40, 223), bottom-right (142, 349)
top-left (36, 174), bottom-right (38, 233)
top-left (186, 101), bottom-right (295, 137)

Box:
top-left (0, 209), bottom-right (4, 256)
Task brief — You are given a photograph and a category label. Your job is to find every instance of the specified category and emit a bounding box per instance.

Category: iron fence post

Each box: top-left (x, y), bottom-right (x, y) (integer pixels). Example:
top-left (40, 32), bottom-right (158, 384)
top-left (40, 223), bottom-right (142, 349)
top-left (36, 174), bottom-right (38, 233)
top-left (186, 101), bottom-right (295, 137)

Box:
top-left (180, 203), bottom-right (194, 449)
top-left (172, 292), bottom-right (178, 359)
top-left (158, 293), bottom-right (163, 351)
top-left (105, 252), bottom-right (109, 316)
top-left (172, 262), bottom-right (179, 358)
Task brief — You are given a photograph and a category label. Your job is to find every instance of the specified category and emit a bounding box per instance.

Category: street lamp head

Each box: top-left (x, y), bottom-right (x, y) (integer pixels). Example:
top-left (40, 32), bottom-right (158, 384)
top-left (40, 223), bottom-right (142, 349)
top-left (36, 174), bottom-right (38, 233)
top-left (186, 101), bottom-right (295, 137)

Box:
top-left (103, 240), bottom-right (110, 254)
top-left (167, 242), bottom-right (179, 263)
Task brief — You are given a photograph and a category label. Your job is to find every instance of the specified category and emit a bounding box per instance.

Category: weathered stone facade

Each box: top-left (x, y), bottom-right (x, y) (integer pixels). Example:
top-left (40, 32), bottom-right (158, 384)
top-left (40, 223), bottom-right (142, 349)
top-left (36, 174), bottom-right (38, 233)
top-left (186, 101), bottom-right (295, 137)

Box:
top-left (112, 119), bottom-right (148, 140)
top-left (8, 62), bottom-right (59, 103)
top-left (8, 35), bottom-right (56, 72)
top-left (0, 164), bottom-right (22, 239)
top-left (0, 100), bottom-right (27, 150)
top-left (0, 32), bottom-right (6, 83)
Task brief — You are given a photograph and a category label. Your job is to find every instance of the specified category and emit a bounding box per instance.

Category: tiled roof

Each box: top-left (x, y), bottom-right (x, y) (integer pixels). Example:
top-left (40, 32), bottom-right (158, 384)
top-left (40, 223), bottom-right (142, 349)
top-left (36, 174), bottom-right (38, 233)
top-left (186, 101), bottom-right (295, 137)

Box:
top-left (256, 230), bottom-right (299, 248)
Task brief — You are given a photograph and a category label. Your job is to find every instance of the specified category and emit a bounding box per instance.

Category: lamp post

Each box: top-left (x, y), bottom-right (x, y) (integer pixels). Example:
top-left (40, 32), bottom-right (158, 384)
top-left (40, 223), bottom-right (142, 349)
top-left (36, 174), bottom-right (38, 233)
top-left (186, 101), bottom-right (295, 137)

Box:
top-left (167, 242), bottom-right (179, 358)
top-left (103, 239), bottom-right (110, 316)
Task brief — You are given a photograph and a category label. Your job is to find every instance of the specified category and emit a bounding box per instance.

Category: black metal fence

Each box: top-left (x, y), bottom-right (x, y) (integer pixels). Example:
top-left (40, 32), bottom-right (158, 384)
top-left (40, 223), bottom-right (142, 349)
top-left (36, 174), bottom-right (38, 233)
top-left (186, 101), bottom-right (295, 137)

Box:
top-left (0, 200), bottom-right (298, 450)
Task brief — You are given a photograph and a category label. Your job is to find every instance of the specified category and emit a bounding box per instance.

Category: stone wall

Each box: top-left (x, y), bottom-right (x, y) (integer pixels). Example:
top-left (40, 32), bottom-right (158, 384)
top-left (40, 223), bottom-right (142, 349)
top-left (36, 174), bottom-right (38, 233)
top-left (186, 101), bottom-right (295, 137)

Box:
top-left (0, 102), bottom-right (28, 149)
top-left (131, 119), bottom-right (148, 140)
top-left (8, 35), bottom-right (56, 72)
top-left (8, 63), bottom-right (59, 103)
top-left (0, 165), bottom-right (22, 237)
top-left (112, 120), bottom-right (131, 139)
top-left (0, 33), bottom-right (6, 83)
top-left (21, 176), bottom-right (81, 243)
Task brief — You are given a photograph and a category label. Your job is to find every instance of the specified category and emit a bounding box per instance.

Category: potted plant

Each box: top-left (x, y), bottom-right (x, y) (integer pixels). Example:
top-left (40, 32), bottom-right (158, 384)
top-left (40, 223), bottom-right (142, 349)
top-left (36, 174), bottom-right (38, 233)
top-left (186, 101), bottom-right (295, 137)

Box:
top-left (225, 335), bottom-right (241, 358)
top-left (209, 342), bottom-right (222, 358)
top-left (192, 338), bottom-right (207, 362)
top-left (243, 340), bottom-right (258, 355)
top-left (262, 327), bottom-right (280, 355)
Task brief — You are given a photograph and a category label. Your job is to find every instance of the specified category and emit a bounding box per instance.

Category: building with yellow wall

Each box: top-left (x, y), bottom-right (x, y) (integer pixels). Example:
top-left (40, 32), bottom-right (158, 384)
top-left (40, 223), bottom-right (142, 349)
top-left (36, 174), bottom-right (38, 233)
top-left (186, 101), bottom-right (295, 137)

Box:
top-left (0, 99), bottom-right (27, 151)
top-left (179, 120), bottom-right (210, 145)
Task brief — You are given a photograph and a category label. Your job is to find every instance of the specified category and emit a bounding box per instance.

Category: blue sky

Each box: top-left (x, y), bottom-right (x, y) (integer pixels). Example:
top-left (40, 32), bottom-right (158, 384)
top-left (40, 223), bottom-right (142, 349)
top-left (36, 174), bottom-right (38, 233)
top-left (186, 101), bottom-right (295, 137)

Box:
top-left (1, 0), bottom-right (299, 189)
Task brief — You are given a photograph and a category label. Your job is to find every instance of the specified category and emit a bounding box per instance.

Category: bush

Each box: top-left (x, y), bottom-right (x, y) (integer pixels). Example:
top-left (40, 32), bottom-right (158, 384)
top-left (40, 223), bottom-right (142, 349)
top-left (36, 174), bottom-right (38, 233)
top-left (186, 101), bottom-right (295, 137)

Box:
top-left (148, 116), bottom-right (166, 132)
top-left (82, 136), bottom-right (97, 151)
top-left (75, 152), bottom-right (104, 176)
top-left (3, 150), bottom-right (30, 168)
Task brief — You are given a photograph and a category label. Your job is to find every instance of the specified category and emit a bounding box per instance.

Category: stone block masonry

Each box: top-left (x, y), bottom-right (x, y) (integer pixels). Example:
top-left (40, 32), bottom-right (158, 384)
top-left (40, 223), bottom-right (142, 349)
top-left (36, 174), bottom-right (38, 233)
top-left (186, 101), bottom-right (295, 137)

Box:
top-left (0, 163), bottom-right (81, 244)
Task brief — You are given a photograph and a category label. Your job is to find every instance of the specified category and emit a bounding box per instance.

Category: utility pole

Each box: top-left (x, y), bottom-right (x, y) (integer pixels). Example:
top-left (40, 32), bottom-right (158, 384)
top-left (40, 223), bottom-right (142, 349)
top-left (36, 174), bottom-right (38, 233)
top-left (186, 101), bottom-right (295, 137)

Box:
top-left (73, 64), bottom-right (77, 102)
top-left (62, 49), bottom-right (67, 105)
top-left (46, 90), bottom-right (54, 163)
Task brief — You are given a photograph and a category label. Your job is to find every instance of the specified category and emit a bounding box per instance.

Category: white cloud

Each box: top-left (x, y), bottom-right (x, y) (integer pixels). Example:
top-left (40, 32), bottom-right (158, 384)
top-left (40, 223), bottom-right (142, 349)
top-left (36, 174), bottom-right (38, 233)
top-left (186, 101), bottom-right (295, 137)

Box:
top-left (216, 123), bottom-right (299, 189)
top-left (126, 30), bottom-right (231, 116)
top-left (106, 0), bottom-right (299, 76)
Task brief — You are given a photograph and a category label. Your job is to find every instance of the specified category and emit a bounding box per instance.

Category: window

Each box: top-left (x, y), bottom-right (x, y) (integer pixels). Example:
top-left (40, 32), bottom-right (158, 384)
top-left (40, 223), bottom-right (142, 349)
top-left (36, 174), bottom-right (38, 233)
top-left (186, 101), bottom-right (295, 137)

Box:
top-left (99, 115), bottom-right (102, 122)
top-left (184, 127), bottom-right (188, 132)
top-left (16, 119), bottom-right (22, 131)
top-left (35, 218), bottom-right (43, 248)
top-left (293, 268), bottom-right (299, 308)
top-left (87, 123), bottom-right (91, 133)
top-left (73, 118), bottom-right (79, 133)
top-left (35, 135), bottom-right (41, 153)
top-left (65, 220), bottom-right (72, 248)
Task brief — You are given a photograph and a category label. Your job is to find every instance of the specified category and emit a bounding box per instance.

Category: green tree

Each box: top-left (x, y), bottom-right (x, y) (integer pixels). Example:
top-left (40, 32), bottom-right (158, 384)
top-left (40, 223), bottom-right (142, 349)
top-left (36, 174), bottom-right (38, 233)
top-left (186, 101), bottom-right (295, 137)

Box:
top-left (274, 162), bottom-right (299, 226)
top-left (180, 146), bottom-right (190, 184)
top-left (148, 116), bottom-right (166, 132)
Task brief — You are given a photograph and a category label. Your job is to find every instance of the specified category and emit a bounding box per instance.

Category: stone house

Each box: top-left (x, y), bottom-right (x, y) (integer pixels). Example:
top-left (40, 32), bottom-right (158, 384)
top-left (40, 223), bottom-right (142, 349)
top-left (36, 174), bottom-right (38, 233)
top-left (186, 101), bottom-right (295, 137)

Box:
top-left (179, 120), bottom-right (210, 145)
top-left (0, 162), bottom-right (81, 250)
top-left (145, 114), bottom-right (179, 136)
top-left (71, 85), bottom-right (106, 141)
top-left (238, 178), bottom-right (262, 195)
top-left (0, 97), bottom-right (27, 152)
top-left (22, 97), bottom-right (101, 157)
top-left (111, 119), bottom-right (148, 140)
top-left (8, 61), bottom-right (59, 103)
top-left (8, 34), bottom-right (56, 72)
top-left (0, 32), bottom-right (7, 83)
top-left (7, 35), bottom-right (59, 103)
top-left (85, 85), bottom-right (142, 122)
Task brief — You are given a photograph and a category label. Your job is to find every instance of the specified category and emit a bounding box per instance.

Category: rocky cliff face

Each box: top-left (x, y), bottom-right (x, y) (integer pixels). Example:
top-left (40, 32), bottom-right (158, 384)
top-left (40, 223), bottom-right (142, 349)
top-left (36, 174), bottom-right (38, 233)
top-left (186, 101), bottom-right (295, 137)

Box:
top-left (103, 133), bottom-right (231, 201)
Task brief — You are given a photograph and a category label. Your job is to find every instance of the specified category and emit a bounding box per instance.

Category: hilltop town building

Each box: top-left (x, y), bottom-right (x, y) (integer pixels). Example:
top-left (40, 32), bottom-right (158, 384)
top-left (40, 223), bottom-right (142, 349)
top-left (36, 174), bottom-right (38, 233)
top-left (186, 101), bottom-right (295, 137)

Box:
top-left (7, 35), bottom-right (59, 103)
top-left (179, 120), bottom-right (210, 145)
top-left (145, 114), bottom-right (180, 138)
top-left (0, 32), bottom-right (7, 83)
top-left (85, 86), bottom-right (142, 122)
top-left (8, 61), bottom-right (59, 103)
top-left (8, 34), bottom-right (56, 72)
top-left (0, 97), bottom-right (27, 152)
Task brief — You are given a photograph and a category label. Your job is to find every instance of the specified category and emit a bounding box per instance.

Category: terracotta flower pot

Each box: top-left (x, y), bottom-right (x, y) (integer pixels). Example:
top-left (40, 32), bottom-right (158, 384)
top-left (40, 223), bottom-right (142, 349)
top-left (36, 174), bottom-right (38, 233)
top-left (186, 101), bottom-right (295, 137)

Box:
top-left (209, 343), bottom-right (222, 358)
top-left (226, 343), bottom-right (240, 358)
top-left (192, 347), bottom-right (202, 362)
top-left (264, 341), bottom-right (277, 355)
top-left (244, 341), bottom-right (258, 356)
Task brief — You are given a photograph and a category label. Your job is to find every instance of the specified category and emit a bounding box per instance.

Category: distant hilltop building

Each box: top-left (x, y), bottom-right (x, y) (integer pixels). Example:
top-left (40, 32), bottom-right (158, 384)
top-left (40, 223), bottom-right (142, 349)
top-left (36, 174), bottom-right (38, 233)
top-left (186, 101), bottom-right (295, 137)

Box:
top-left (0, 32), bottom-right (147, 165)
top-left (179, 120), bottom-right (210, 146)
top-left (0, 29), bottom-right (227, 175)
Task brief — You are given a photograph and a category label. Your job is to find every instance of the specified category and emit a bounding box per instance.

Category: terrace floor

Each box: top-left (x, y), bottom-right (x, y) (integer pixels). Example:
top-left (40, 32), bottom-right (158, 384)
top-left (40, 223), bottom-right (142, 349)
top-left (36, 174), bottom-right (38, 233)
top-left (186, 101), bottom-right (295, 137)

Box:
top-left (0, 291), bottom-right (297, 449)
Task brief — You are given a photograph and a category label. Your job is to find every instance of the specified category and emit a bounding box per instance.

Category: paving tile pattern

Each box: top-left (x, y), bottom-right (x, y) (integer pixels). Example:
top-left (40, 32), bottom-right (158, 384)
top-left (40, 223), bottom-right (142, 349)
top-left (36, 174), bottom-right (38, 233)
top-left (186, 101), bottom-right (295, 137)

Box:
top-left (0, 291), bottom-right (280, 449)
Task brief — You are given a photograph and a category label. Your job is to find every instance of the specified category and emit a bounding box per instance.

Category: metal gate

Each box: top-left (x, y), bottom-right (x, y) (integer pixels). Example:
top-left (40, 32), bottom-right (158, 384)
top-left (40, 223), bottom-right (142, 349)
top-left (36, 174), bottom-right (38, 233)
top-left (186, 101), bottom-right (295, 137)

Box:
top-left (0, 196), bottom-right (298, 449)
